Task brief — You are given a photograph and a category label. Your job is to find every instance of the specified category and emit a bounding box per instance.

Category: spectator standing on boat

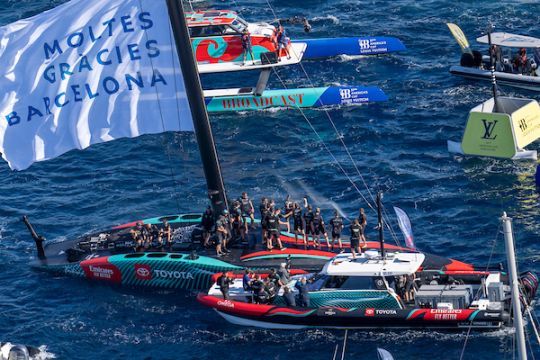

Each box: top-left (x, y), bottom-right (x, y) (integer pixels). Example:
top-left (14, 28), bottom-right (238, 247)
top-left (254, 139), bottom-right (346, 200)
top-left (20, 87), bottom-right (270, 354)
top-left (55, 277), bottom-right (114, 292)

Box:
top-left (489, 44), bottom-right (503, 72)
top-left (275, 25), bottom-right (291, 61)
top-left (243, 269), bottom-right (254, 291)
top-left (277, 262), bottom-right (291, 284)
top-left (329, 210), bottom-right (344, 251)
top-left (260, 199), bottom-right (270, 245)
top-left (303, 205), bottom-right (315, 248)
top-left (292, 202), bottom-right (306, 248)
top-left (251, 274), bottom-right (265, 303)
top-left (241, 29), bottom-right (255, 66)
top-left (349, 218), bottom-right (363, 259)
top-left (218, 272), bottom-right (235, 300)
top-left (201, 206), bottom-right (214, 247)
top-left (269, 268), bottom-right (284, 289)
top-left (295, 277), bottom-right (310, 307)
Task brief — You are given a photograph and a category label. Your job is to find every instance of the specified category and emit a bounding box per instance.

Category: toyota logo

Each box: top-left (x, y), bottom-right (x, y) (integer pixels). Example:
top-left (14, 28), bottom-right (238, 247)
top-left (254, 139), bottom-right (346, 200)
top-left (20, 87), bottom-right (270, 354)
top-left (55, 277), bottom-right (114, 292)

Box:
top-left (136, 267), bottom-right (150, 277)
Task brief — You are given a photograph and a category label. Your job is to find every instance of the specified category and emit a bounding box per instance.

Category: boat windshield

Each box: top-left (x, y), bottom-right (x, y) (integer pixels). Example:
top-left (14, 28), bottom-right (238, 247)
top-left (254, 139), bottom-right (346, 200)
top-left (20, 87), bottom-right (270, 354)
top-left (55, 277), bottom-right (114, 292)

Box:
top-left (230, 18), bottom-right (248, 33)
top-left (189, 25), bottom-right (238, 37)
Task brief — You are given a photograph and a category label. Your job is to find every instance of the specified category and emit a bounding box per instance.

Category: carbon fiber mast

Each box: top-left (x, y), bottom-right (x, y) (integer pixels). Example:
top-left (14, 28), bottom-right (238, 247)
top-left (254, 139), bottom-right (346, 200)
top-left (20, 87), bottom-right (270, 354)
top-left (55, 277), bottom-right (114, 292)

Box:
top-left (166, 0), bottom-right (228, 215)
top-left (376, 192), bottom-right (385, 259)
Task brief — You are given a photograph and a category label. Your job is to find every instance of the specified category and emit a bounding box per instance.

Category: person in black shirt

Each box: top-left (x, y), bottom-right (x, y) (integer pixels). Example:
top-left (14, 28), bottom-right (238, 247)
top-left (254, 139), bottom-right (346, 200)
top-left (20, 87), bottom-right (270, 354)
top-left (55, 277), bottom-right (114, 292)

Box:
top-left (201, 206), bottom-right (214, 247)
top-left (349, 218), bottom-right (362, 259)
top-left (329, 210), bottom-right (344, 252)
top-left (265, 208), bottom-right (285, 251)
top-left (231, 201), bottom-right (243, 241)
top-left (303, 205), bottom-right (314, 249)
top-left (162, 220), bottom-right (172, 248)
top-left (218, 272), bottom-right (234, 300)
top-left (358, 208), bottom-right (367, 243)
top-left (260, 200), bottom-right (271, 245)
top-left (292, 203), bottom-right (306, 249)
top-left (251, 274), bottom-right (266, 304)
top-left (312, 208), bottom-right (329, 249)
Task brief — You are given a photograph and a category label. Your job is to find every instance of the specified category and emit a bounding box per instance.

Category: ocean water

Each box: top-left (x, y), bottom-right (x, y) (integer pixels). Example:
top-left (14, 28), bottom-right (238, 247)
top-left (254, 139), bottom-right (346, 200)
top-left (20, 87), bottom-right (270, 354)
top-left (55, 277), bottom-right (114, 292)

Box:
top-left (1, 0), bottom-right (539, 359)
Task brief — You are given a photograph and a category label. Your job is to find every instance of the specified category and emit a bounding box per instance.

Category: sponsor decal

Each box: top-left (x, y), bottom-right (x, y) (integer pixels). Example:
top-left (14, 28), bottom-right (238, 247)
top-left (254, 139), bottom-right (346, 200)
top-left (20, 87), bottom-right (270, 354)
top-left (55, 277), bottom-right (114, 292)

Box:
top-left (338, 87), bottom-right (370, 105)
top-left (154, 269), bottom-right (195, 280)
top-left (324, 309), bottom-right (336, 316)
top-left (365, 308), bottom-right (375, 317)
top-left (358, 39), bottom-right (388, 54)
top-left (220, 94), bottom-right (304, 110)
top-left (481, 119), bottom-right (498, 140)
top-left (217, 300), bottom-right (235, 308)
top-left (80, 258), bottom-right (122, 283)
top-left (429, 309), bottom-right (463, 321)
top-left (135, 264), bottom-right (152, 280)
top-left (375, 309), bottom-right (397, 315)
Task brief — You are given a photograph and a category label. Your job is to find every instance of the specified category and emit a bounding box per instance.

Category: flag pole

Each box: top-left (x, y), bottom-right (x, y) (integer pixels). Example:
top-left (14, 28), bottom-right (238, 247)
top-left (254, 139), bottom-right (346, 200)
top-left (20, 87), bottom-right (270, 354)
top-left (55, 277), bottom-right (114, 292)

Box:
top-left (165, 0), bottom-right (228, 215)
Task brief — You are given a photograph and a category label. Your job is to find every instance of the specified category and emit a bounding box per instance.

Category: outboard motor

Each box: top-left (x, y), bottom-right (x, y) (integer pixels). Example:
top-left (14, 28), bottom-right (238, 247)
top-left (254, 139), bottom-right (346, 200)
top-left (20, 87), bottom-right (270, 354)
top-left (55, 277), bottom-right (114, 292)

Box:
top-left (1, 343), bottom-right (30, 360)
top-left (460, 50), bottom-right (483, 68)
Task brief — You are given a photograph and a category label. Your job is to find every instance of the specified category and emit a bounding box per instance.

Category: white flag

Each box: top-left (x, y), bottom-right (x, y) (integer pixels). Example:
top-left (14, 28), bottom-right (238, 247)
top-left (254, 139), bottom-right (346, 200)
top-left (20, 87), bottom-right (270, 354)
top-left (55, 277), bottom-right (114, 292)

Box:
top-left (0, 0), bottom-right (193, 170)
top-left (393, 206), bottom-right (415, 249)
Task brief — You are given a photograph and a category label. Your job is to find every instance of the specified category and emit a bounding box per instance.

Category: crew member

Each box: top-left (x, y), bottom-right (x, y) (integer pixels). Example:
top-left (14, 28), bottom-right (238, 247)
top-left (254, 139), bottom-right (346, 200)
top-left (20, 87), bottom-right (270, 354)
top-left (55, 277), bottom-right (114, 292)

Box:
top-left (241, 29), bottom-right (255, 65)
top-left (239, 192), bottom-right (255, 233)
top-left (282, 195), bottom-right (294, 232)
top-left (260, 199), bottom-right (271, 245)
top-left (215, 210), bottom-right (229, 256)
top-left (201, 206), bottom-right (214, 247)
top-left (358, 208), bottom-right (367, 242)
top-left (231, 200), bottom-right (243, 241)
top-left (514, 47), bottom-right (529, 74)
top-left (303, 205), bottom-right (314, 248)
top-left (292, 202), bottom-right (306, 248)
top-left (329, 210), bottom-right (344, 251)
top-left (218, 272), bottom-right (235, 300)
top-left (162, 220), bottom-right (172, 247)
top-left (349, 218), bottom-right (362, 259)
top-left (265, 208), bottom-right (285, 251)
top-left (312, 208), bottom-right (329, 249)
top-left (243, 269), bottom-right (254, 291)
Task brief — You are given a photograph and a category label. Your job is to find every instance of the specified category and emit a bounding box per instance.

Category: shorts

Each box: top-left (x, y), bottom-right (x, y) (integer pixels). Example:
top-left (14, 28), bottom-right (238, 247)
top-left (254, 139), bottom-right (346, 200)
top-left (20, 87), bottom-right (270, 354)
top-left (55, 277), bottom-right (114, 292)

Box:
top-left (217, 232), bottom-right (225, 244)
top-left (269, 230), bottom-right (279, 238)
top-left (294, 221), bottom-right (304, 231)
top-left (350, 238), bottom-right (359, 249)
top-left (305, 226), bottom-right (313, 235)
top-left (332, 231), bottom-right (341, 239)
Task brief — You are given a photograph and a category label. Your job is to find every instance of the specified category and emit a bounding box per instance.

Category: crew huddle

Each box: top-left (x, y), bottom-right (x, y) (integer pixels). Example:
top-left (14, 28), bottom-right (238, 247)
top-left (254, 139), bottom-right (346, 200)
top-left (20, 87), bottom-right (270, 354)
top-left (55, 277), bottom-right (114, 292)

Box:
top-left (201, 192), bottom-right (369, 258)
top-left (130, 220), bottom-right (172, 251)
top-left (217, 262), bottom-right (310, 307)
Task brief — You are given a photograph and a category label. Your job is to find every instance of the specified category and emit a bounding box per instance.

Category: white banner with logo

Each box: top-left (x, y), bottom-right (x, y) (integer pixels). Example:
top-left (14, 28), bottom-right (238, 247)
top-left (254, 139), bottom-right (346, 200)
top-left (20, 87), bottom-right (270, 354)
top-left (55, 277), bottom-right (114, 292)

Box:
top-left (0, 0), bottom-right (193, 170)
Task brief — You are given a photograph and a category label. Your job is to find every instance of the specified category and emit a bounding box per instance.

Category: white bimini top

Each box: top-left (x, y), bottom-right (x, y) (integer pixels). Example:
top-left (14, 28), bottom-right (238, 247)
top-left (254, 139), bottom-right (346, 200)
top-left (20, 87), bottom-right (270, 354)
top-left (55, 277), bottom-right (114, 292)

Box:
top-left (322, 251), bottom-right (425, 277)
top-left (477, 32), bottom-right (540, 48)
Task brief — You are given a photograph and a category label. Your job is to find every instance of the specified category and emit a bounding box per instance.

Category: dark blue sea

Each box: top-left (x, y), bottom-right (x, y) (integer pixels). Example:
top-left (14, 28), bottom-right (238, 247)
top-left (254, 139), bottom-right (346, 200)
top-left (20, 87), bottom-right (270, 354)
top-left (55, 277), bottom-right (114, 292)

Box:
top-left (1, 0), bottom-right (540, 359)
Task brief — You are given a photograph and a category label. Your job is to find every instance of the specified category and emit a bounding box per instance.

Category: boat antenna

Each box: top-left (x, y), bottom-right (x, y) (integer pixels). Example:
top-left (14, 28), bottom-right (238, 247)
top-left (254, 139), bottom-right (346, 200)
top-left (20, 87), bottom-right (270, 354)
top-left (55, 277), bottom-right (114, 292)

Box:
top-left (377, 192), bottom-right (385, 259)
top-left (487, 24), bottom-right (499, 113)
top-left (21, 216), bottom-right (45, 259)
top-left (501, 212), bottom-right (527, 360)
top-left (166, 0), bottom-right (228, 215)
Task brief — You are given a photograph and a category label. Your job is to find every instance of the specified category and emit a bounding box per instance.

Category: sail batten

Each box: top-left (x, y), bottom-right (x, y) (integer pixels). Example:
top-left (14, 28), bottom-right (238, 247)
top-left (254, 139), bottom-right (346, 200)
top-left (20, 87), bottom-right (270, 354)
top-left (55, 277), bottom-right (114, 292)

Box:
top-left (0, 0), bottom-right (194, 170)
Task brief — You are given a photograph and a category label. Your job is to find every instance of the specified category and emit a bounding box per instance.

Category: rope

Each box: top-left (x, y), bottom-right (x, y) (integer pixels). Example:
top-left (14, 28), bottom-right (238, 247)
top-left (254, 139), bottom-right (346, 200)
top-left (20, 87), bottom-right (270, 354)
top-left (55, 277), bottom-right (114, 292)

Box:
top-left (262, 0), bottom-right (402, 242)
top-left (459, 222), bottom-right (500, 358)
